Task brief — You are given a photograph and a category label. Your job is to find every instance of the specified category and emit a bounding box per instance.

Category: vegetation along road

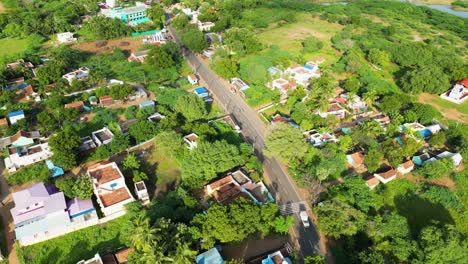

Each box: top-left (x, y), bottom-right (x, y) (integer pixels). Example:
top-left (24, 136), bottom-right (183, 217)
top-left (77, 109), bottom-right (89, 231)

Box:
top-left (168, 26), bottom-right (324, 260)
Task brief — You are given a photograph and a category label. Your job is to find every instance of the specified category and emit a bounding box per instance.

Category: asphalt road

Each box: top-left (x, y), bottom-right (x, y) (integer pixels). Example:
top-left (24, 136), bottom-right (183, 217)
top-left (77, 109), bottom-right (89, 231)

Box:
top-left (167, 27), bottom-right (323, 260)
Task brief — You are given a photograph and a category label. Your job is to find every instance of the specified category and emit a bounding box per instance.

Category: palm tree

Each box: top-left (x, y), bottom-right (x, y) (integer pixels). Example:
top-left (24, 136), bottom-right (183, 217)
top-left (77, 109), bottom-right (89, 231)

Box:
top-left (129, 215), bottom-right (159, 253)
top-left (363, 90), bottom-right (378, 109)
top-left (172, 242), bottom-right (198, 264)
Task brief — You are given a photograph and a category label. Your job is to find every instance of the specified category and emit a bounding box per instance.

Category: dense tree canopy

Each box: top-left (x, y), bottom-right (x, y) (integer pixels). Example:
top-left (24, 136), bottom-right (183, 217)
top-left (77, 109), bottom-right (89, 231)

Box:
top-left (265, 123), bottom-right (308, 162)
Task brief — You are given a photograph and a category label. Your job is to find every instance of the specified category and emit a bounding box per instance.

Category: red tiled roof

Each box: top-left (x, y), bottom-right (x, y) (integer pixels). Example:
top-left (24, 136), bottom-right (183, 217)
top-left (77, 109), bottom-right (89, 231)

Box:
top-left (99, 95), bottom-right (113, 105)
top-left (114, 248), bottom-right (132, 263)
top-left (377, 169), bottom-right (397, 179)
top-left (24, 85), bottom-right (34, 96)
top-left (400, 160), bottom-right (414, 169)
top-left (188, 74), bottom-right (197, 80)
top-left (99, 187), bottom-right (131, 207)
top-left (458, 78), bottom-right (468, 87)
top-left (366, 177), bottom-right (380, 187)
top-left (350, 152), bottom-right (364, 166)
top-left (11, 131), bottom-right (33, 142)
top-left (89, 164), bottom-right (122, 185)
top-left (207, 176), bottom-right (234, 191)
top-left (65, 101), bottom-right (84, 110)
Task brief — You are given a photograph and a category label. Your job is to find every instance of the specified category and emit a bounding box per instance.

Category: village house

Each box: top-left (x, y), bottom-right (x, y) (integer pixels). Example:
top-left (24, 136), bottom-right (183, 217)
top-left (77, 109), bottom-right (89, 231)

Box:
top-left (230, 77), bottom-right (250, 92)
top-left (6, 59), bottom-right (36, 76)
top-left (0, 130), bottom-right (41, 149)
top-left (4, 141), bottom-right (52, 172)
top-left (303, 130), bottom-right (338, 147)
top-left (437, 151), bottom-right (463, 167)
top-left (139, 100), bottom-right (155, 111)
top-left (399, 122), bottom-right (441, 139)
top-left (365, 176), bottom-right (380, 189)
top-left (57, 32), bottom-right (77, 43)
top-left (127, 49), bottom-right (150, 63)
top-left (99, 95), bottom-right (114, 106)
top-left (372, 114), bottom-right (391, 127)
top-left (346, 151), bottom-right (365, 168)
top-left (412, 152), bottom-right (437, 166)
top-left (198, 21), bottom-right (215, 31)
top-left (134, 181), bottom-right (150, 205)
top-left (271, 78), bottom-right (296, 99)
top-left (262, 250), bottom-right (293, 264)
top-left (147, 112), bottom-right (166, 123)
top-left (196, 247), bottom-right (224, 264)
top-left (194, 87), bottom-right (213, 102)
top-left (88, 162), bottom-right (135, 216)
top-left (187, 74), bottom-right (199, 85)
top-left (7, 110), bottom-right (25, 125)
top-left (78, 248), bottom-right (131, 264)
top-left (65, 101), bottom-right (85, 112)
top-left (78, 136), bottom-right (97, 152)
top-left (340, 93), bottom-right (367, 113)
top-left (317, 102), bottom-right (348, 119)
top-left (142, 30), bottom-right (167, 45)
top-left (5, 77), bottom-right (27, 91)
top-left (270, 114), bottom-right (300, 128)
top-left (397, 160), bottom-right (414, 175)
top-left (11, 183), bottom-right (98, 246)
top-left (62, 67), bottom-right (90, 84)
top-left (91, 127), bottom-right (114, 146)
top-left (205, 170), bottom-right (274, 205)
top-left (374, 168), bottom-right (397, 184)
top-left (285, 63), bottom-right (320, 87)
top-left (183, 133), bottom-right (199, 150)
top-left (440, 78), bottom-right (468, 104)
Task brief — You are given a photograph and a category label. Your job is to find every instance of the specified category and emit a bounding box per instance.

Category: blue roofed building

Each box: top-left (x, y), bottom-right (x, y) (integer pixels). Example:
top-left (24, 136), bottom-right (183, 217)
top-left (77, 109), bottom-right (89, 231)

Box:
top-left (194, 87), bottom-right (213, 102)
top-left (262, 251), bottom-right (292, 264)
top-left (7, 110), bottom-right (25, 125)
top-left (139, 100), bottom-right (155, 111)
top-left (196, 247), bottom-right (224, 264)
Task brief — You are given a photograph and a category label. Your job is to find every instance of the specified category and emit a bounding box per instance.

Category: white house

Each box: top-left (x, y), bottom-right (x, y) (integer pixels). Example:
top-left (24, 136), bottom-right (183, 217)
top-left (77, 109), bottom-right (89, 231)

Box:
top-left (437, 151), bottom-right (463, 167)
top-left (231, 78), bottom-right (250, 91)
top-left (91, 127), bottom-right (114, 146)
top-left (4, 142), bottom-right (52, 172)
top-left (397, 160), bottom-right (414, 175)
top-left (317, 103), bottom-right (348, 119)
top-left (134, 181), bottom-right (150, 205)
top-left (57, 32), bottom-right (77, 43)
top-left (7, 110), bottom-right (25, 125)
top-left (285, 64), bottom-right (320, 87)
top-left (366, 177), bottom-right (380, 189)
top-left (183, 133), bottom-right (199, 150)
top-left (341, 93), bottom-right (367, 113)
top-left (271, 78), bottom-right (296, 99)
top-left (198, 21), bottom-right (215, 31)
top-left (187, 74), bottom-right (199, 85)
top-left (374, 168), bottom-right (397, 184)
top-left (62, 67), bottom-right (90, 84)
top-left (88, 162), bottom-right (135, 216)
top-left (303, 130), bottom-right (338, 147)
top-left (440, 79), bottom-right (468, 104)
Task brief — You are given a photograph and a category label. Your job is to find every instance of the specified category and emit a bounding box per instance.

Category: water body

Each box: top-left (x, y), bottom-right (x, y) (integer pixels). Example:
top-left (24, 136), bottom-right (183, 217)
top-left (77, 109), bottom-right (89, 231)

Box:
top-left (321, 1), bottom-right (468, 18)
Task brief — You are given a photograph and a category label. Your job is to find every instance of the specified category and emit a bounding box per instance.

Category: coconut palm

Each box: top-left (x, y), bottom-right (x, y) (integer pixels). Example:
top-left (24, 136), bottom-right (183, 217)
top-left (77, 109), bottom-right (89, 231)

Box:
top-left (129, 215), bottom-right (159, 253)
top-left (172, 242), bottom-right (198, 264)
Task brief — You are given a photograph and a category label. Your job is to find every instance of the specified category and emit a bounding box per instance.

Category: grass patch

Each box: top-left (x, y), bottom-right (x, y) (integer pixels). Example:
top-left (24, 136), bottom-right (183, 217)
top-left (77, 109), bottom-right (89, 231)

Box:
top-left (256, 13), bottom-right (343, 65)
top-left (140, 145), bottom-right (181, 196)
top-left (22, 216), bottom-right (128, 264)
top-left (418, 93), bottom-right (468, 123)
top-left (244, 87), bottom-right (279, 107)
top-left (0, 38), bottom-right (27, 56)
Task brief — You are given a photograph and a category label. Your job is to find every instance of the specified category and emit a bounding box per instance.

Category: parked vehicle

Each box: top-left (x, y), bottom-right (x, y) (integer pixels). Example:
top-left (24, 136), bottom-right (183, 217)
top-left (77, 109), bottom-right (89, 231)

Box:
top-left (300, 211), bottom-right (310, 228)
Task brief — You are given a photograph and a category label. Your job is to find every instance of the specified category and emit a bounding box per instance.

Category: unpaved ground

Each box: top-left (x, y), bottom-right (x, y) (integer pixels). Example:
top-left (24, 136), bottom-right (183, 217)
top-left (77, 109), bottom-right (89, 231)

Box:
top-left (0, 2), bottom-right (7, 13)
top-left (418, 93), bottom-right (468, 124)
top-left (72, 37), bottom-right (145, 54)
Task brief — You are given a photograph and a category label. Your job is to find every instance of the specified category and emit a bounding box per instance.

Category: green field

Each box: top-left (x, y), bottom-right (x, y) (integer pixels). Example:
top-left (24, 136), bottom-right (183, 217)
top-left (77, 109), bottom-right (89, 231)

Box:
top-left (257, 13), bottom-right (344, 66)
top-left (21, 216), bottom-right (127, 264)
top-left (419, 93), bottom-right (468, 123)
top-left (0, 38), bottom-right (27, 56)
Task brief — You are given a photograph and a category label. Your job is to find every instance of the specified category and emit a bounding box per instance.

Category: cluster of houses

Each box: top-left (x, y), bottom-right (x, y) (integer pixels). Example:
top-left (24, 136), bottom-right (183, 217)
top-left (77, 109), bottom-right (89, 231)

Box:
top-left (177, 5), bottom-right (216, 31)
top-left (9, 160), bottom-right (149, 246)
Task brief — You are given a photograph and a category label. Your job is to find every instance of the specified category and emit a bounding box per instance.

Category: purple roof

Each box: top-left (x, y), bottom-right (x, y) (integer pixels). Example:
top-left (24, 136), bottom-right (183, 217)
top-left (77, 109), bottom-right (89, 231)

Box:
top-left (10, 183), bottom-right (67, 224)
top-left (66, 198), bottom-right (94, 217)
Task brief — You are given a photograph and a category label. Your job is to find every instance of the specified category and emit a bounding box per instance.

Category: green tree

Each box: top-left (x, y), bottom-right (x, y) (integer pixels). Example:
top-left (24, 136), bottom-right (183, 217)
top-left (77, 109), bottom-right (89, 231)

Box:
top-left (37, 111), bottom-right (58, 134)
top-left (265, 123), bottom-right (308, 162)
top-left (182, 140), bottom-right (243, 188)
top-left (343, 76), bottom-right (361, 94)
top-left (174, 94), bottom-right (207, 122)
top-left (327, 176), bottom-right (383, 212)
top-left (411, 103), bottom-right (441, 125)
top-left (146, 5), bottom-right (166, 28)
top-left (49, 127), bottom-right (81, 170)
top-left (315, 199), bottom-right (366, 239)
top-left (154, 131), bottom-right (184, 158)
top-left (109, 84), bottom-right (134, 100)
top-left (129, 121), bottom-right (159, 143)
top-left (211, 58), bottom-right (238, 79)
top-left (401, 65), bottom-right (450, 94)
top-left (367, 48), bottom-right (390, 67)
top-left (123, 153), bottom-right (140, 170)
top-left (79, 16), bottom-right (131, 40)
top-left (416, 158), bottom-right (454, 180)
top-left (428, 132), bottom-right (446, 148)
top-left (364, 147), bottom-right (384, 173)
top-left (302, 36), bottom-right (324, 53)
top-left (182, 29), bottom-right (208, 53)
top-left (56, 175), bottom-right (93, 199)
top-left (304, 255), bottom-right (325, 264)
top-left (273, 215), bottom-right (294, 234)
top-left (418, 225), bottom-right (468, 264)
top-left (147, 45), bottom-right (175, 69)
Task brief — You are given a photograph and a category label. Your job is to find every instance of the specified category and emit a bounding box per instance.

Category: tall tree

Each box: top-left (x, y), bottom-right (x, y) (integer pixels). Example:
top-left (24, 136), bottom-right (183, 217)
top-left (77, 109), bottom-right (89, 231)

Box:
top-left (265, 123), bottom-right (308, 162)
top-left (174, 94), bottom-right (207, 122)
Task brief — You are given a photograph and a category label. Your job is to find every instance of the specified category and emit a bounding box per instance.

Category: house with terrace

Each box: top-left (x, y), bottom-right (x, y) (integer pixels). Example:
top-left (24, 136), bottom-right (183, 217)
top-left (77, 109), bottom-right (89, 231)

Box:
top-left (365, 176), bottom-right (380, 189)
top-left (346, 151), bottom-right (365, 168)
top-left (374, 167), bottom-right (397, 184)
top-left (285, 63), bottom-right (320, 87)
top-left (205, 170), bottom-right (274, 205)
top-left (271, 78), bottom-right (296, 99)
top-left (127, 49), bottom-right (150, 63)
top-left (65, 101), bottom-right (85, 112)
top-left (397, 160), bottom-right (414, 175)
top-left (88, 162), bottom-right (135, 216)
top-left (10, 183), bottom-right (97, 246)
top-left (62, 67), bottom-right (90, 84)
top-left (317, 102), bottom-right (348, 119)
top-left (0, 130), bottom-right (41, 150)
top-left (440, 78), bottom-right (468, 104)
top-left (303, 130), bottom-right (338, 147)
top-left (92, 127), bottom-right (114, 146)
top-left (2, 132), bottom-right (52, 172)
top-left (183, 133), bottom-right (199, 150)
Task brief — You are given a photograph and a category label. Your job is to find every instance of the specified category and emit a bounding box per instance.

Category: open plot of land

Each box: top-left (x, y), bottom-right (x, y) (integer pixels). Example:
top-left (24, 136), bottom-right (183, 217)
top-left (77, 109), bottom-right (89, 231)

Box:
top-left (418, 93), bottom-right (468, 123)
top-left (0, 38), bottom-right (27, 56)
top-left (0, 2), bottom-right (7, 13)
top-left (21, 216), bottom-right (127, 264)
top-left (72, 37), bottom-right (145, 55)
top-left (257, 13), bottom-right (343, 65)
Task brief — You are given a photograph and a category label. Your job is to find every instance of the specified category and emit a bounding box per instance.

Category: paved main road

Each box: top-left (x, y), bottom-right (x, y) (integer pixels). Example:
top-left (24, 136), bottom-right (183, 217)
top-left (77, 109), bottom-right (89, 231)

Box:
top-left (167, 27), bottom-right (323, 260)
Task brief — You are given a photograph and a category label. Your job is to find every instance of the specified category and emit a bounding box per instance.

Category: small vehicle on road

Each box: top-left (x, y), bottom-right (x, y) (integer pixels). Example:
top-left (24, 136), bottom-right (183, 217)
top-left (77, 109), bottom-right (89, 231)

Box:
top-left (300, 211), bottom-right (310, 228)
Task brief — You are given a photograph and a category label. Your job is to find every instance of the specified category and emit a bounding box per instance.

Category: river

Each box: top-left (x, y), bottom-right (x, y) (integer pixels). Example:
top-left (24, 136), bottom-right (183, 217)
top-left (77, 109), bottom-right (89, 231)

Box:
top-left (322, 1), bottom-right (468, 18)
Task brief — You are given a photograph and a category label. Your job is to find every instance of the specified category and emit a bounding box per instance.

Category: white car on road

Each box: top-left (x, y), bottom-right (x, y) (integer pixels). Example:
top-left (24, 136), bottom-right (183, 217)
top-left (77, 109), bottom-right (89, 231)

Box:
top-left (300, 211), bottom-right (310, 228)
